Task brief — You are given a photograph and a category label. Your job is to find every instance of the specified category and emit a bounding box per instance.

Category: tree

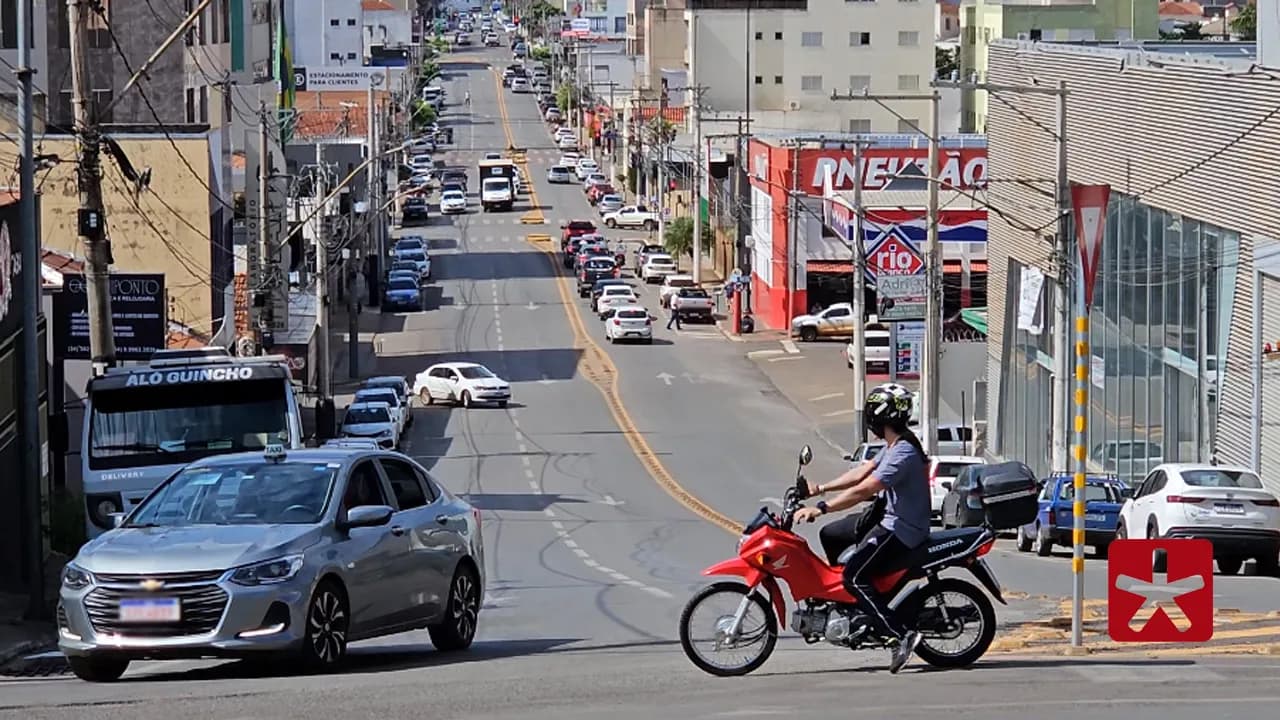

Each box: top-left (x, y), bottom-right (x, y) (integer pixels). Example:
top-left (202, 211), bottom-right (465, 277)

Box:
top-left (662, 216), bottom-right (712, 258)
top-left (1231, 2), bottom-right (1256, 40)
top-left (1175, 21), bottom-right (1205, 40)
top-left (647, 118), bottom-right (676, 144)
top-left (410, 99), bottom-right (437, 130)
top-left (556, 83), bottom-right (573, 113)
top-left (935, 46), bottom-right (958, 79)
top-left (531, 45), bottom-right (551, 62)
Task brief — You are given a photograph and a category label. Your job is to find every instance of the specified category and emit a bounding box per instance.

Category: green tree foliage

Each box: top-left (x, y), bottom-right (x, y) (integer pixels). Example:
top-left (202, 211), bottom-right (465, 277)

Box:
top-left (410, 99), bottom-right (437, 130)
top-left (935, 46), bottom-right (958, 78)
top-left (531, 45), bottom-right (551, 62)
top-left (1231, 3), bottom-right (1256, 40)
top-left (663, 217), bottom-right (712, 258)
top-left (556, 84), bottom-right (573, 113)
top-left (647, 118), bottom-right (676, 144)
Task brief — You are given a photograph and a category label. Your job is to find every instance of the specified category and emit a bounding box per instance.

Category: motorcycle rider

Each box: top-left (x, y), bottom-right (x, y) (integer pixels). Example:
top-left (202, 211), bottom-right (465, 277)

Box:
top-left (794, 382), bottom-right (930, 674)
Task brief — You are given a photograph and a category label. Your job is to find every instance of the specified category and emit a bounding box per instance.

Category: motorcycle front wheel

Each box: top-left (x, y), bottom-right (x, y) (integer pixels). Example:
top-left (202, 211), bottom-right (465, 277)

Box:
top-left (902, 576), bottom-right (997, 668)
top-left (678, 581), bottom-right (777, 677)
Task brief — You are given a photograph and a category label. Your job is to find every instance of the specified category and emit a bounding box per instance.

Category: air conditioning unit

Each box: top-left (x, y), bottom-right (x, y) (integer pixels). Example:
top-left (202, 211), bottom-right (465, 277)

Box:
top-left (788, 100), bottom-right (801, 110)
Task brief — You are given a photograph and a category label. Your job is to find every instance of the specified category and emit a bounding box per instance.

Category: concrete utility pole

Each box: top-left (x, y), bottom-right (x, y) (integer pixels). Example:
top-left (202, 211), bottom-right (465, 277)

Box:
top-left (850, 142), bottom-right (869, 445)
top-left (829, 90), bottom-right (943, 453)
top-left (257, 103), bottom-right (273, 341)
top-left (69, 0), bottom-right (115, 373)
top-left (690, 15), bottom-right (704, 284)
top-left (315, 146), bottom-right (333, 408)
top-left (656, 85), bottom-right (667, 243)
top-left (18, 0), bottom-right (45, 619)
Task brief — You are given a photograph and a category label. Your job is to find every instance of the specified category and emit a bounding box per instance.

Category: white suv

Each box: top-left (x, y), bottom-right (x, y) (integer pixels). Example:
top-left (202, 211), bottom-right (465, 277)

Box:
top-left (1117, 463), bottom-right (1280, 575)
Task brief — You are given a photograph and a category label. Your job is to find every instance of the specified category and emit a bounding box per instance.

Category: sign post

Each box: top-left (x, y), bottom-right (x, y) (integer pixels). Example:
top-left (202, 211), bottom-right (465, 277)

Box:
top-left (1069, 183), bottom-right (1110, 649)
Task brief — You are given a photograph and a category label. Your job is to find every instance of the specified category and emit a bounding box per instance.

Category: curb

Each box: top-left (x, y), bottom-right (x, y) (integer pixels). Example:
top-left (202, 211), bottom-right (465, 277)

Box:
top-left (0, 638), bottom-right (53, 669)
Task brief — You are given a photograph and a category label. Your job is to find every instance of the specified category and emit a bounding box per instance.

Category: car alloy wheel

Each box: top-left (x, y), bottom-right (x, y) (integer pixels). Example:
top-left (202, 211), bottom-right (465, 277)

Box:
top-left (429, 566), bottom-right (481, 651)
top-left (304, 583), bottom-right (349, 668)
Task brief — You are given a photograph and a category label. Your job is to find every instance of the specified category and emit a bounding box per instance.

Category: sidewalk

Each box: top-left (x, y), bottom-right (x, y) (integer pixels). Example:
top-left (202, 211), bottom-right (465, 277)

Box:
top-left (329, 304), bottom-right (383, 397)
top-left (0, 593), bottom-right (56, 675)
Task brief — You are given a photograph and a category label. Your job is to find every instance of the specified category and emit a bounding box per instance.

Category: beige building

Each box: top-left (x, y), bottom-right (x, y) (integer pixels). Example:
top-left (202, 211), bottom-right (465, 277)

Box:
top-left (640, 0), bottom-right (686, 90)
top-left (683, 0), bottom-right (935, 134)
top-left (35, 132), bottom-right (233, 337)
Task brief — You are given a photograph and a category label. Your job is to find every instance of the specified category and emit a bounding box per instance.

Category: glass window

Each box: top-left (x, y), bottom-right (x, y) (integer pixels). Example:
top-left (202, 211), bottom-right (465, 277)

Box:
top-left (381, 458), bottom-right (429, 509)
top-left (848, 118), bottom-right (871, 133)
top-left (129, 461), bottom-right (336, 527)
top-left (897, 75), bottom-right (920, 91)
top-left (342, 462), bottom-right (388, 511)
top-left (801, 75), bottom-right (823, 92)
top-left (898, 31), bottom-right (919, 46)
top-left (801, 32), bottom-right (823, 47)
top-left (849, 31), bottom-right (871, 46)
top-left (1181, 469), bottom-right (1262, 489)
top-left (848, 75), bottom-right (871, 92)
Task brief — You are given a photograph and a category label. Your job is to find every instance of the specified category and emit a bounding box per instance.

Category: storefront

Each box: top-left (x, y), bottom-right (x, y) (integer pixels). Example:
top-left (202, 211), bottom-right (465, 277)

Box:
top-left (983, 40), bottom-right (1276, 482)
top-left (747, 134), bottom-right (989, 330)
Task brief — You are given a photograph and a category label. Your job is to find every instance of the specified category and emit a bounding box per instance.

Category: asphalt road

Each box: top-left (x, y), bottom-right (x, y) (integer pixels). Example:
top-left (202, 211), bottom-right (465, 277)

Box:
top-left (6, 40), bottom-right (1280, 717)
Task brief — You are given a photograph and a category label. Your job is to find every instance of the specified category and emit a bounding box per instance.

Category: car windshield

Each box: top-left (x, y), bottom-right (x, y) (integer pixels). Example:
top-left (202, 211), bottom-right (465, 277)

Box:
top-left (935, 461), bottom-right (981, 478)
top-left (345, 405), bottom-right (391, 424)
top-left (392, 262), bottom-right (416, 272)
top-left (355, 389), bottom-right (399, 407)
top-left (396, 240), bottom-right (423, 250)
top-left (586, 260), bottom-right (614, 270)
top-left (1058, 483), bottom-right (1123, 502)
top-left (457, 365), bottom-right (497, 379)
top-left (617, 309), bottom-right (647, 319)
top-left (1182, 469), bottom-right (1263, 489)
top-left (443, 192), bottom-right (464, 201)
top-left (364, 379), bottom-right (404, 395)
top-left (866, 335), bottom-right (891, 347)
top-left (483, 178), bottom-right (508, 189)
top-left (650, 257), bottom-right (675, 266)
top-left (551, 167), bottom-right (568, 174)
top-left (669, 278), bottom-right (696, 288)
top-left (389, 278), bottom-right (418, 291)
top-left (680, 289), bottom-right (709, 298)
top-left (127, 460), bottom-right (337, 527)
top-left (401, 252), bottom-right (426, 262)
top-left (602, 195), bottom-right (622, 202)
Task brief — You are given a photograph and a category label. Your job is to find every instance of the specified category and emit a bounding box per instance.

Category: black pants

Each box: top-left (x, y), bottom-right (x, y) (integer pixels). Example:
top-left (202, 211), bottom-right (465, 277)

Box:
top-left (819, 521), bottom-right (912, 640)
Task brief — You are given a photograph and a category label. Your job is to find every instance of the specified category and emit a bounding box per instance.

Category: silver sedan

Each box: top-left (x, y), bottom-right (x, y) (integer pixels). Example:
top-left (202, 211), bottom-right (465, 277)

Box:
top-left (57, 445), bottom-right (485, 682)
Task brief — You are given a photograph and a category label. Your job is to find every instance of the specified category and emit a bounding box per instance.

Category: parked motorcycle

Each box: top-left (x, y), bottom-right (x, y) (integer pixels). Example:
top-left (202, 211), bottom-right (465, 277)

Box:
top-left (678, 445), bottom-right (1033, 676)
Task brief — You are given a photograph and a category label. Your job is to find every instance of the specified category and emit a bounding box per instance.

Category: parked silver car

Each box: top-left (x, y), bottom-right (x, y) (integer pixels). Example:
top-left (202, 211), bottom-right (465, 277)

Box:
top-left (57, 446), bottom-right (485, 682)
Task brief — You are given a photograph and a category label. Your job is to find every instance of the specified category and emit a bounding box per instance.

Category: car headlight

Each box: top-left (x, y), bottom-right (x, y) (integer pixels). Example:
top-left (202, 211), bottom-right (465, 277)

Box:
top-left (62, 563), bottom-right (93, 590)
top-left (228, 555), bottom-right (305, 586)
top-left (380, 429), bottom-right (394, 438)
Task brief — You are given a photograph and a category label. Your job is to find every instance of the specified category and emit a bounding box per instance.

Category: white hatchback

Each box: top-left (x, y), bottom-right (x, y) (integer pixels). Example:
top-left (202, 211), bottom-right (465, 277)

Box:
top-left (929, 456), bottom-right (986, 518)
top-left (605, 305), bottom-right (653, 344)
top-left (575, 159), bottom-right (599, 180)
top-left (595, 285), bottom-right (639, 316)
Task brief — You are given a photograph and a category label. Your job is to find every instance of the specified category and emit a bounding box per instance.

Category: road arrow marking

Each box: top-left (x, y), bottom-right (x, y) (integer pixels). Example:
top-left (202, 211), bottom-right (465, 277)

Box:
top-left (656, 372), bottom-right (674, 385)
top-left (600, 495), bottom-right (625, 506)
top-left (680, 372), bottom-right (701, 384)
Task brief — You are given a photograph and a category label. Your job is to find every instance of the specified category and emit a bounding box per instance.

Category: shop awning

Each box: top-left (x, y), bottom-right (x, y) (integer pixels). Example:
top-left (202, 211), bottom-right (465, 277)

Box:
top-left (960, 308), bottom-right (987, 335)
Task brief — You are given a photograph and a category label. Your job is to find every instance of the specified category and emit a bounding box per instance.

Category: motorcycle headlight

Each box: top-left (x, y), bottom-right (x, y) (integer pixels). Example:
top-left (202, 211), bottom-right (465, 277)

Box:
top-left (228, 555), bottom-right (304, 586)
top-left (736, 535), bottom-right (749, 552)
top-left (62, 563), bottom-right (93, 591)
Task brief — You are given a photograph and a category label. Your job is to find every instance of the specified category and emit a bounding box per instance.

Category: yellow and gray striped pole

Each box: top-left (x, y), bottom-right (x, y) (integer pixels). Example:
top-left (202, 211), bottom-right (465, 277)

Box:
top-left (1069, 183), bottom-right (1110, 649)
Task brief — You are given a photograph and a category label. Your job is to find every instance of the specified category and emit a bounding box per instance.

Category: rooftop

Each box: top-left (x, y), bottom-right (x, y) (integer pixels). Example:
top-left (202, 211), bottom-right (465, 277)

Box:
top-left (991, 38), bottom-right (1260, 70)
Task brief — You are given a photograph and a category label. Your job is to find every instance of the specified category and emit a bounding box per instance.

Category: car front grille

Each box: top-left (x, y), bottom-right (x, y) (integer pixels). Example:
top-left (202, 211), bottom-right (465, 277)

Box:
top-left (84, 581), bottom-right (229, 638)
top-left (94, 570), bottom-right (225, 584)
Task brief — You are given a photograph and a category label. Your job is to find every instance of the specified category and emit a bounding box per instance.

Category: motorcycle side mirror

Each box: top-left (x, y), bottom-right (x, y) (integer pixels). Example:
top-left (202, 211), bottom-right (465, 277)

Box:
top-left (798, 445), bottom-right (813, 466)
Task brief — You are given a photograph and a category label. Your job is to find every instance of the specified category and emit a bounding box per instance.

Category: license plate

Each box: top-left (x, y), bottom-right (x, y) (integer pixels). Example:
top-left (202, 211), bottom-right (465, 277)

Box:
top-left (1085, 513), bottom-right (1107, 522)
top-left (1215, 503), bottom-right (1246, 515)
top-left (119, 597), bottom-right (180, 623)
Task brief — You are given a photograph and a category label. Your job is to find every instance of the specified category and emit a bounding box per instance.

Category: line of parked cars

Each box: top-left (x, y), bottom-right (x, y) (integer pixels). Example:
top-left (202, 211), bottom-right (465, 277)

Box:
top-left (384, 236), bottom-right (433, 313)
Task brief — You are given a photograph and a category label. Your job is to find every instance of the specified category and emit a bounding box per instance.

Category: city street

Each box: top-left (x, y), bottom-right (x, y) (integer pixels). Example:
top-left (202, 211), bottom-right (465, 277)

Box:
top-left (6, 39), bottom-right (1280, 719)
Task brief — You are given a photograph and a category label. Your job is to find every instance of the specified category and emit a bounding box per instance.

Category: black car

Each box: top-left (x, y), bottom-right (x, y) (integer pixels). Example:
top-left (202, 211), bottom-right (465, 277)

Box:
top-left (578, 258), bottom-right (618, 296)
top-left (591, 278), bottom-right (633, 306)
top-left (441, 170), bottom-right (468, 189)
top-left (402, 197), bottom-right (430, 224)
top-left (939, 465), bottom-right (990, 529)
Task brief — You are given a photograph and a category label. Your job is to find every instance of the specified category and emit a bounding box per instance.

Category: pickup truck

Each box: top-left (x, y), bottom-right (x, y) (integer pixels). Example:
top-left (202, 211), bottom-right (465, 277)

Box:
top-left (659, 274), bottom-right (698, 308)
top-left (561, 220), bottom-right (597, 250)
top-left (634, 243), bottom-right (664, 272)
top-left (578, 257), bottom-right (618, 296)
top-left (1017, 473), bottom-right (1129, 558)
top-left (671, 287), bottom-right (714, 322)
top-left (603, 205), bottom-right (659, 230)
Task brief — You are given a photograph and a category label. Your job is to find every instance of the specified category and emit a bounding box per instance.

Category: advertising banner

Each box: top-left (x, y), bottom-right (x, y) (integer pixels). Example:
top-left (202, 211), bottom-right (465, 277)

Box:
top-left (292, 66), bottom-right (393, 92)
top-left (876, 274), bottom-right (927, 322)
top-left (52, 273), bottom-right (167, 360)
top-left (802, 147), bottom-right (988, 194)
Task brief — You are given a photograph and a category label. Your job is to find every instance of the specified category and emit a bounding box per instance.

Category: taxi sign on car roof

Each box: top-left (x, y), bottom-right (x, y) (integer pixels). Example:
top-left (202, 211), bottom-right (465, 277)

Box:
top-left (263, 444), bottom-right (287, 461)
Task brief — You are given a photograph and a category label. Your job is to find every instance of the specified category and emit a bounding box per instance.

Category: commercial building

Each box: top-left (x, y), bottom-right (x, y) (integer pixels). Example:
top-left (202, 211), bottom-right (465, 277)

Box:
top-left (562, 0), bottom-right (630, 38)
top-left (746, 134), bottom-right (988, 330)
top-left (288, 0), bottom-right (365, 66)
top-left (0, 0), bottom-right (51, 136)
top-left (362, 0), bottom-right (413, 61)
top-left (683, 0), bottom-right (934, 134)
top-left (958, 0), bottom-right (1159, 132)
top-left (982, 39), bottom-right (1276, 490)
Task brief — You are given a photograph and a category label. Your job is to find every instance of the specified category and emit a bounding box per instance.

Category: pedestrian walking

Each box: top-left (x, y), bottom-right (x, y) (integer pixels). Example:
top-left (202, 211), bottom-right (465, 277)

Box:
top-left (666, 294), bottom-right (682, 330)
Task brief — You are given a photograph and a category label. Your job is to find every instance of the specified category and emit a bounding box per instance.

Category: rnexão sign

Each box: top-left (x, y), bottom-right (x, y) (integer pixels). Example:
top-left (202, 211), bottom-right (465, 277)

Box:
top-left (803, 148), bottom-right (988, 193)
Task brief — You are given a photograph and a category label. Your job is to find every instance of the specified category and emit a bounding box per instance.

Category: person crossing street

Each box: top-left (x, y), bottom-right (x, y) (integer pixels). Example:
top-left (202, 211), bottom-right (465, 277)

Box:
top-left (666, 292), bottom-right (682, 331)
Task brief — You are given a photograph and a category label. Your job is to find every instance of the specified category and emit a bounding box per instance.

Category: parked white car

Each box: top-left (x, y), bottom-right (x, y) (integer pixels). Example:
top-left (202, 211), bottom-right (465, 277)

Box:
top-left (1117, 463), bottom-right (1280, 575)
top-left (557, 135), bottom-right (577, 150)
top-left (440, 189), bottom-right (468, 214)
top-left (604, 305), bottom-right (653, 344)
top-left (845, 323), bottom-right (892, 373)
top-left (641, 254), bottom-right (678, 283)
top-left (546, 165), bottom-right (572, 183)
top-left (353, 387), bottom-right (408, 435)
top-left (659, 274), bottom-right (698, 308)
top-left (413, 362), bottom-right (512, 408)
top-left (339, 401), bottom-right (399, 450)
top-left (558, 152), bottom-right (580, 168)
top-left (595, 285), bottom-right (639, 316)
top-left (575, 158), bottom-right (599, 180)
top-left (604, 205), bottom-right (658, 230)
top-left (929, 456), bottom-right (986, 519)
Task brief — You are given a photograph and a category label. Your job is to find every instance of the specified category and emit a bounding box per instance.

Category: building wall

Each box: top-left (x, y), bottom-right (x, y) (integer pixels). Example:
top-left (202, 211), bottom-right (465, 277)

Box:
top-left (626, 0), bottom-right (648, 54)
top-left (959, 0), bottom-right (1160, 132)
top-left (642, 6), bottom-right (685, 89)
top-left (564, 0), bottom-right (629, 36)
top-left (984, 40), bottom-right (1276, 475)
top-left (37, 135), bottom-right (229, 336)
top-left (686, 3), bottom-right (934, 134)
top-left (364, 8), bottom-right (413, 56)
top-left (290, 0), bottom-right (365, 66)
top-left (0, 0), bottom-right (51, 135)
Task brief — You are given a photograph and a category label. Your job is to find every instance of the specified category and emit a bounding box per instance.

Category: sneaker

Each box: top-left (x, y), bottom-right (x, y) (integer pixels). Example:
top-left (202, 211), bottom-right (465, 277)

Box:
top-left (887, 631), bottom-right (921, 674)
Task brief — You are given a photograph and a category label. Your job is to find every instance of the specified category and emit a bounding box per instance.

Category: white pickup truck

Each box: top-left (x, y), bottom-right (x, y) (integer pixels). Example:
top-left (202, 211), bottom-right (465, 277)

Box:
top-left (671, 287), bottom-right (714, 323)
top-left (659, 274), bottom-right (698, 308)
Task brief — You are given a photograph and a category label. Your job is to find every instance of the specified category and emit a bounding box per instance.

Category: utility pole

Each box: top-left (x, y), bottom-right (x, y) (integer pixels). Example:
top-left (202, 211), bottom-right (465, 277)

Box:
top-left (314, 146), bottom-right (334, 427)
top-left (828, 90), bottom-right (943, 453)
top-left (257, 103), bottom-right (272, 343)
top-left (690, 15), bottom-right (703, 283)
top-left (656, 84), bottom-right (667, 242)
top-left (850, 142), bottom-right (869, 446)
top-left (18, 0), bottom-right (45, 618)
top-left (69, 0), bottom-right (115, 373)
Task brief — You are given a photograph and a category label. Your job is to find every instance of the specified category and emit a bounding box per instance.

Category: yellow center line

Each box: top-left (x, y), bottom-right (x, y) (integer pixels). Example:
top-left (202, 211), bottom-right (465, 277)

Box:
top-left (490, 65), bottom-right (738, 535)
top-left (491, 69), bottom-right (546, 224)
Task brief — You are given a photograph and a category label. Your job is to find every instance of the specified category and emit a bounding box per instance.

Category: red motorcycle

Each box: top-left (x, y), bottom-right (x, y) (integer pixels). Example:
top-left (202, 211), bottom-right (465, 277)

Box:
top-left (679, 445), bottom-right (1020, 676)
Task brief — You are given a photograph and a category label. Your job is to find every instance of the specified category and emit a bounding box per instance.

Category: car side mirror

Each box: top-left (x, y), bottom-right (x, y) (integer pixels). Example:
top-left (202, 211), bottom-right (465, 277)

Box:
top-left (339, 505), bottom-right (394, 531)
top-left (1119, 487), bottom-right (1133, 499)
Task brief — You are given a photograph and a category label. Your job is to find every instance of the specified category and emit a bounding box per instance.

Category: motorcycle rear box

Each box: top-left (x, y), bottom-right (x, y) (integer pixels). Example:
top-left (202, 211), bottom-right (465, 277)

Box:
top-left (977, 461), bottom-right (1039, 530)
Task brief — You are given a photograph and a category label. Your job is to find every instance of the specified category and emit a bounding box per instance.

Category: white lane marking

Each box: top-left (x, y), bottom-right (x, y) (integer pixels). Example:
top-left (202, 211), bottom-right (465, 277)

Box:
top-left (582, 557), bottom-right (599, 567)
top-left (809, 392), bottom-right (845, 402)
top-left (543, 507), bottom-right (556, 517)
top-left (497, 341), bottom-right (505, 351)
top-left (524, 468), bottom-right (534, 479)
top-left (767, 355), bottom-right (805, 363)
top-left (551, 520), bottom-right (564, 530)
top-left (522, 455), bottom-right (531, 467)
top-left (596, 566), bottom-right (616, 574)
top-left (610, 572), bottom-right (630, 581)
top-left (747, 349), bottom-right (785, 359)
top-left (781, 339), bottom-right (800, 354)
top-left (823, 408), bottom-right (857, 417)
top-left (528, 480), bottom-right (539, 490)
top-left (573, 548), bottom-right (591, 558)
top-left (563, 538), bottom-right (578, 548)
top-left (518, 442), bottom-right (529, 453)
top-left (644, 586), bottom-right (675, 598)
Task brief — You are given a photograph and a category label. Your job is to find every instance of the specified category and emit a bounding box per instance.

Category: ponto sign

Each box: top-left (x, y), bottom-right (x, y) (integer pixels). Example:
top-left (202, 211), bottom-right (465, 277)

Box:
top-left (870, 236), bottom-right (923, 276)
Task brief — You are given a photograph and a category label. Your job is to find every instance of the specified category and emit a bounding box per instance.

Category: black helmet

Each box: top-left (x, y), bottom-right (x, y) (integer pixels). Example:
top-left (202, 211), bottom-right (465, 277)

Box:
top-left (865, 383), bottom-right (914, 435)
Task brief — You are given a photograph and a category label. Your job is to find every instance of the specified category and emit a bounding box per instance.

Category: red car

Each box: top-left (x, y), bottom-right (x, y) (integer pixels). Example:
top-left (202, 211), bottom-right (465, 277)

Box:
top-left (561, 220), bottom-right (597, 249)
top-left (587, 184), bottom-right (615, 205)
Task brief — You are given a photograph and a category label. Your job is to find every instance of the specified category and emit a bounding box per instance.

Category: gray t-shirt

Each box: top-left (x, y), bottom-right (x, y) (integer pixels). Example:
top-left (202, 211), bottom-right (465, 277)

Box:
top-left (871, 440), bottom-right (931, 548)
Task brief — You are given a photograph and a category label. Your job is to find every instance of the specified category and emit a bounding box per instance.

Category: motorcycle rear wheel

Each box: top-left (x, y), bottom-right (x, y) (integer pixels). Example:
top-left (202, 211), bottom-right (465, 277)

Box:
top-left (679, 581), bottom-right (777, 677)
top-left (903, 577), bottom-right (996, 668)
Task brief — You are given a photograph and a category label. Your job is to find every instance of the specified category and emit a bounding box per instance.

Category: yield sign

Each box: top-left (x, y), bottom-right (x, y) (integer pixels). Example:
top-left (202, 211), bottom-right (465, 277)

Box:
top-left (869, 235), bottom-right (924, 276)
top-left (1071, 184), bottom-right (1111, 310)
